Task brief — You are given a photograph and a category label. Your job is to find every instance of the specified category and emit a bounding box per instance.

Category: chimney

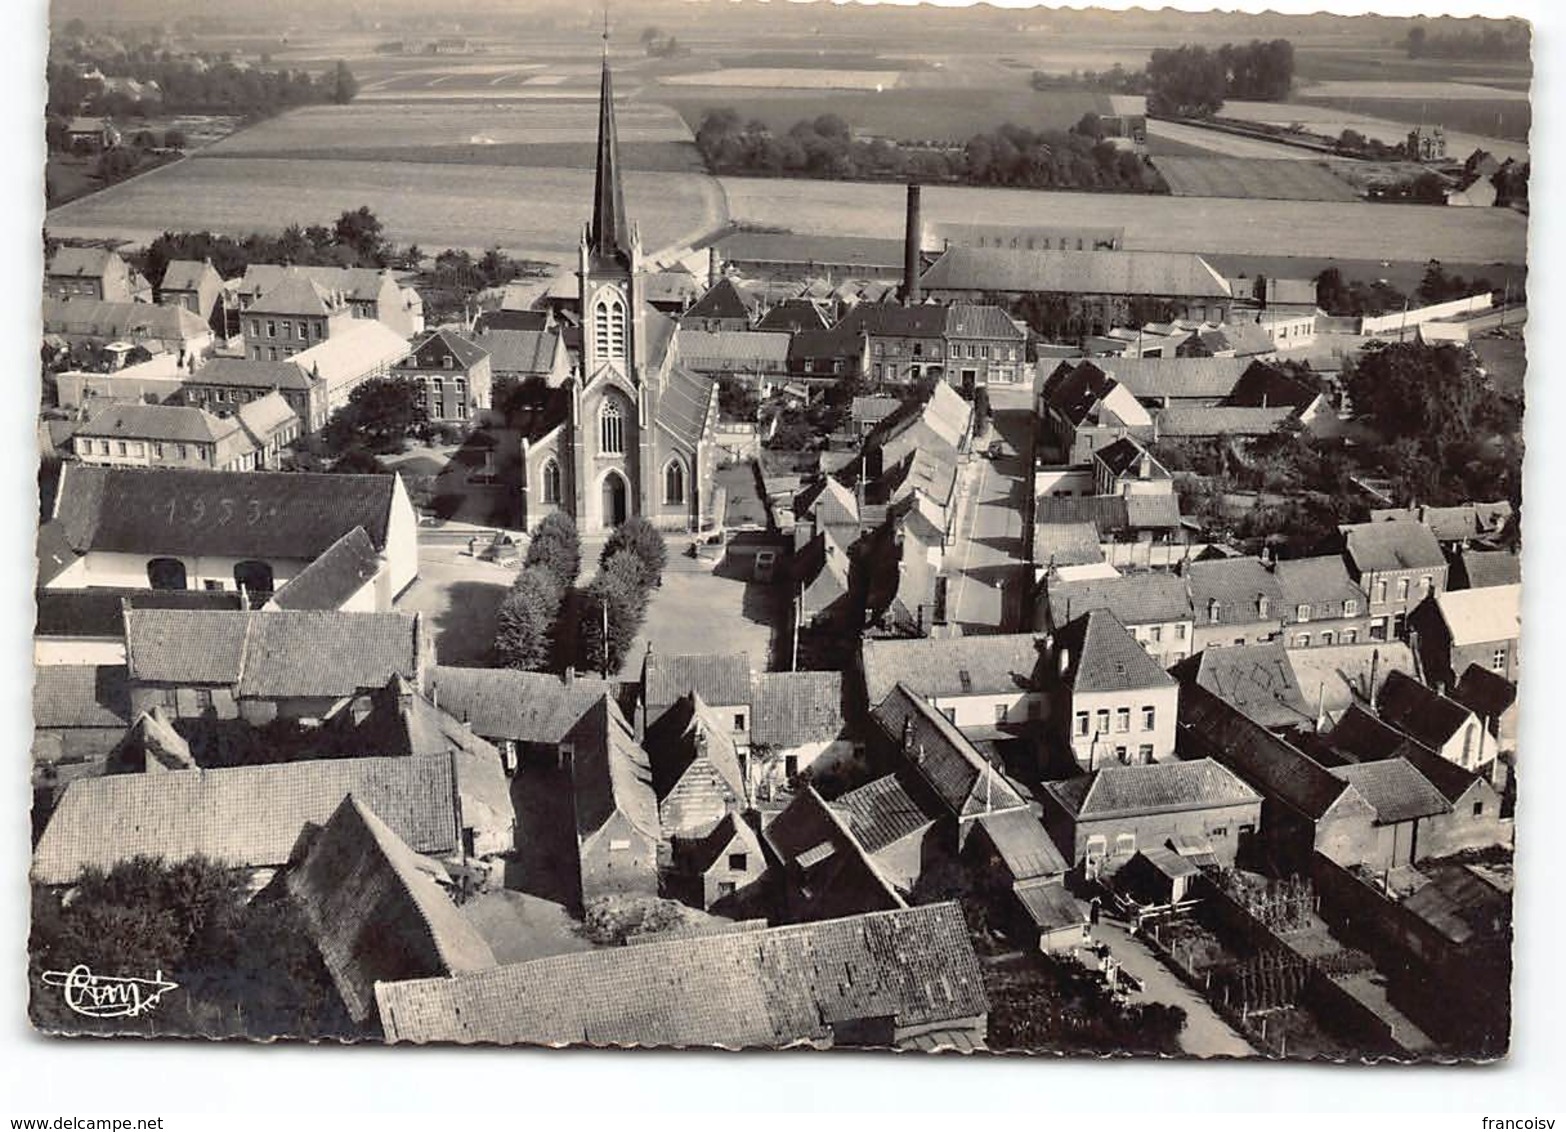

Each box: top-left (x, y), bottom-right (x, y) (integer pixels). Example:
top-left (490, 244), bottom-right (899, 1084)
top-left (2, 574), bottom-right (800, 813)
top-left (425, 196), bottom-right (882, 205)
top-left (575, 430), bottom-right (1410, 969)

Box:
top-left (902, 183), bottom-right (922, 306)
top-left (901, 715), bottom-right (915, 752)
top-left (564, 665), bottom-right (575, 687)
top-left (708, 245), bottom-right (720, 289)
top-left (1138, 451), bottom-right (1151, 480)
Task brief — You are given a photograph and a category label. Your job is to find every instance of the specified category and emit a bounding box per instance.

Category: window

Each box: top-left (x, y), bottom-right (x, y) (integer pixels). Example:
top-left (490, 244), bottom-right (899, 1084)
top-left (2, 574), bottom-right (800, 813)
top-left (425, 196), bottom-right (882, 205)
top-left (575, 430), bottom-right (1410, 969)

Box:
top-left (942, 707), bottom-right (956, 724)
top-left (1150, 625), bottom-right (1162, 643)
top-left (593, 294), bottom-right (627, 360)
top-left (1209, 826), bottom-right (1228, 838)
top-left (1345, 629), bottom-right (1359, 644)
top-left (1175, 624), bottom-right (1187, 640)
top-left (1138, 744), bottom-right (1154, 762)
top-left (1115, 707), bottom-right (1130, 733)
top-left (1296, 633), bottom-right (1311, 648)
top-left (266, 320), bottom-right (277, 337)
top-left (1420, 575), bottom-right (1432, 595)
top-left (1114, 832), bottom-right (1136, 856)
top-left (1376, 580), bottom-right (1388, 603)
top-left (1141, 705), bottom-right (1155, 731)
top-left (718, 881), bottom-right (736, 898)
top-left (785, 755), bottom-right (799, 779)
top-left (1397, 578), bottom-right (1410, 601)
top-left (266, 347), bottom-right (277, 361)
top-left (282, 322), bottom-right (292, 339)
top-left (600, 400), bottom-right (624, 455)
top-left (443, 355), bottom-right (454, 369)
top-left (1344, 599), bottom-right (1358, 617)
top-left (608, 839), bottom-right (631, 852)
top-left (249, 319), bottom-right (260, 338)
top-left (1321, 631), bottom-right (1334, 646)
top-left (1095, 709), bottom-right (1110, 735)
top-left (1085, 835), bottom-right (1106, 860)
top-left (193, 688), bottom-right (213, 712)
top-left (1370, 618), bottom-right (1387, 641)
top-left (874, 342), bottom-right (884, 356)
top-left (1491, 648), bottom-right (1507, 673)
top-left (1297, 604), bottom-right (1311, 622)
top-left (1208, 599), bottom-right (1221, 624)
top-left (115, 441), bottom-right (126, 456)
top-left (1257, 596), bottom-right (1270, 618)
top-left (1115, 746), bottom-right (1129, 764)
top-left (728, 853), bottom-right (748, 872)
top-left (1472, 801), bottom-right (1485, 817)
top-left (312, 321), bottom-right (323, 340)
top-left (152, 443), bottom-right (163, 458)
top-left (146, 557), bottom-right (188, 591)
top-left (1074, 711), bottom-right (1089, 737)
top-left (664, 459), bottom-right (685, 506)
top-left (733, 713), bottom-right (747, 731)
top-left (297, 321), bottom-right (306, 339)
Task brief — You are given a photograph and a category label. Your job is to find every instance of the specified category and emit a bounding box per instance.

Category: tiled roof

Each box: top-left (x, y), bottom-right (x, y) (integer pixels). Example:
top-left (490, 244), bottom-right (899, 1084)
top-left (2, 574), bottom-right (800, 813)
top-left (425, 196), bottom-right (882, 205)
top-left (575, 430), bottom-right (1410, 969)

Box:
top-left (1285, 641), bottom-right (1415, 723)
top-left (920, 246), bottom-right (1231, 299)
top-left (159, 259), bottom-right (219, 292)
top-left (767, 786), bottom-right (908, 917)
top-left (1432, 584), bottom-right (1520, 647)
top-left (375, 902), bottom-right (986, 1048)
top-left (32, 664), bottom-right (129, 730)
top-left (75, 402), bottom-right (243, 448)
top-left (1045, 571), bottom-right (1192, 628)
top-left (250, 272), bottom-right (342, 316)
top-left (1054, 609), bottom-right (1175, 696)
top-left (1186, 557), bottom-right (1286, 623)
top-left (1341, 521), bottom-right (1446, 573)
top-left (33, 753), bottom-right (459, 884)
top-left (239, 263), bottom-right (392, 305)
top-left (124, 609), bottom-right (421, 698)
top-left (1172, 642), bottom-right (1314, 729)
top-left (1327, 703), bottom-right (1414, 763)
top-left (403, 327), bottom-right (490, 372)
top-left (1178, 683), bottom-right (1355, 821)
top-left (288, 796), bottom-right (496, 1023)
top-left (470, 328), bottom-right (561, 376)
top-left (944, 303), bottom-right (1026, 341)
top-left (644, 653), bottom-right (754, 720)
top-left (674, 329), bottom-right (790, 372)
top-left (52, 464), bottom-right (400, 559)
top-left (33, 588), bottom-right (241, 639)
top-left (1048, 758), bottom-right (1262, 820)
top-left (645, 692), bottom-right (746, 808)
top-left (1395, 741), bottom-right (1491, 804)
top-left (1376, 671), bottom-right (1476, 750)
top-left (1013, 880), bottom-right (1086, 933)
top-left (188, 357), bottom-right (316, 391)
top-left (568, 695), bottom-right (660, 843)
top-left (266, 527), bottom-right (381, 611)
top-left (1094, 356), bottom-right (1251, 401)
top-left (48, 246), bottom-right (118, 278)
top-left (871, 684), bottom-right (1029, 819)
top-left (751, 671), bottom-right (846, 749)
top-left (683, 277), bottom-right (756, 323)
top-left (1035, 495), bottom-right (1177, 533)
top-left (1456, 550), bottom-right (1521, 590)
top-left (862, 634), bottom-right (1046, 710)
top-left (1274, 555), bottom-right (1364, 615)
top-left (42, 298), bottom-right (209, 342)
top-left (1154, 405), bottom-right (1295, 438)
top-left (974, 809), bottom-right (1069, 881)
top-left (656, 364), bottom-right (717, 449)
top-left (1329, 759), bottom-right (1452, 825)
top-left (831, 774), bottom-right (941, 856)
top-left (427, 667), bottom-right (614, 745)
top-left (755, 299), bottom-right (831, 334)
top-left (1035, 522), bottom-right (1105, 567)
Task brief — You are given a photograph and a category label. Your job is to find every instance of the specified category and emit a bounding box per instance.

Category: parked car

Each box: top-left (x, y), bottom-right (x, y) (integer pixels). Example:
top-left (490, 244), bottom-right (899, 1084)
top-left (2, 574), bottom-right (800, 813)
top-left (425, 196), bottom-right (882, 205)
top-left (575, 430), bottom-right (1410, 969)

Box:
top-left (754, 549), bottom-right (778, 583)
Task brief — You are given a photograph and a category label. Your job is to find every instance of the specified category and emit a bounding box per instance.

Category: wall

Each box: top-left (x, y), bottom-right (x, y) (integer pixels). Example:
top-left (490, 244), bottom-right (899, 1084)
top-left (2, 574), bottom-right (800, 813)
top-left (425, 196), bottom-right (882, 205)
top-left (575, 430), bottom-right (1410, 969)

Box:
top-left (47, 550), bottom-right (313, 593)
top-left (1417, 780), bottom-right (1508, 859)
top-left (1064, 683), bottom-right (1179, 770)
top-left (1191, 615), bottom-right (1280, 653)
top-left (57, 371), bottom-right (185, 411)
top-left (1312, 792), bottom-right (1388, 872)
top-left (34, 637), bottom-right (125, 666)
top-left (1069, 798), bottom-right (1261, 875)
top-left (1452, 639), bottom-right (1518, 687)
top-left (579, 813), bottom-right (660, 902)
top-left (1034, 467), bottom-right (1095, 499)
top-left (385, 476), bottom-right (421, 598)
top-left (1359, 293), bottom-right (1492, 337)
top-left (932, 691), bottom-right (1044, 731)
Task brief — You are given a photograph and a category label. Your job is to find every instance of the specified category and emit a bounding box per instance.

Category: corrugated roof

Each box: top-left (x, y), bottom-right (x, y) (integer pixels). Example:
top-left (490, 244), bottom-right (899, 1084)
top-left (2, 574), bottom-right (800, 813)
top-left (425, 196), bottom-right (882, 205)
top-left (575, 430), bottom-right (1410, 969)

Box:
top-left (1329, 759), bottom-right (1452, 825)
top-left (1049, 758), bottom-right (1262, 820)
top-left (1432, 584), bottom-right (1521, 647)
top-left (266, 527), bottom-right (381, 611)
top-left (862, 634), bottom-right (1046, 710)
top-left (32, 664), bottom-right (130, 730)
top-left (288, 796), bottom-right (497, 1023)
top-left (33, 753), bottom-right (459, 884)
top-left (920, 246), bottom-right (1231, 299)
top-left (52, 464), bottom-right (399, 559)
top-left (375, 902), bottom-right (986, 1048)
top-left (1342, 521), bottom-right (1447, 573)
top-left (1055, 609), bottom-right (1176, 695)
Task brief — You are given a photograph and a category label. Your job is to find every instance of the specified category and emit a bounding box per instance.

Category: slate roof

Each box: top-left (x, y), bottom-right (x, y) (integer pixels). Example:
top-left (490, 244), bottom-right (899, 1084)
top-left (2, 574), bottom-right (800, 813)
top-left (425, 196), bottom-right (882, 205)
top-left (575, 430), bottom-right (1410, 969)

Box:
top-left (52, 464), bottom-right (400, 558)
top-left (239, 264), bottom-right (393, 305)
top-left (674, 329), bottom-right (790, 373)
top-left (830, 774), bottom-right (941, 856)
top-left (36, 520), bottom-right (81, 588)
top-left (1178, 683), bottom-right (1357, 821)
top-left (1328, 703), bottom-right (1416, 764)
top-left (32, 664), bottom-right (130, 730)
top-left (404, 327), bottom-right (490, 372)
top-left (471, 328), bottom-right (562, 376)
top-left (683, 277), bottom-right (756, 324)
top-left (755, 299), bottom-right (831, 334)
top-left (266, 527), bottom-right (382, 611)
top-left (1274, 555), bottom-right (1364, 616)
top-left (644, 653), bottom-right (754, 720)
top-left (1329, 759), bottom-right (1452, 825)
top-left (48, 246), bottom-right (118, 279)
top-left (1054, 609), bottom-right (1175, 695)
top-left (75, 403), bottom-right (238, 448)
top-left (188, 357), bottom-right (316, 391)
top-left (426, 667), bottom-right (615, 745)
top-left (1186, 558), bottom-right (1286, 623)
top-left (1171, 642), bottom-right (1314, 729)
top-left (861, 634), bottom-right (1046, 710)
top-left (1431, 584), bottom-right (1521, 646)
top-left (1046, 758), bottom-right (1261, 819)
top-left (250, 272), bottom-right (343, 316)
top-left (159, 259), bottom-right (219, 292)
top-left (124, 609), bottom-right (422, 698)
top-left (566, 695), bottom-right (660, 843)
top-left (41, 298), bottom-right (209, 342)
top-left (1450, 665), bottom-right (1517, 724)
top-left (474, 309), bottom-right (549, 333)
top-left (1093, 356), bottom-right (1251, 401)
top-left (657, 364), bottom-right (717, 449)
top-left (33, 588), bottom-right (242, 639)
top-left (33, 753), bottom-right (459, 884)
top-left (974, 809), bottom-right (1070, 881)
top-left (944, 304), bottom-right (1026, 341)
top-left (1342, 521), bottom-right (1446, 573)
top-left (1456, 550), bottom-right (1521, 590)
top-left (375, 902), bottom-right (985, 1048)
top-left (1044, 571), bottom-right (1192, 628)
top-left (1154, 405), bottom-right (1295, 438)
top-left (871, 684), bottom-right (1029, 819)
top-left (1035, 521), bottom-right (1105, 567)
top-left (751, 671), bottom-right (846, 749)
top-left (288, 796), bottom-right (497, 1023)
top-left (1376, 671), bottom-right (1476, 751)
top-left (840, 301), bottom-right (948, 340)
top-left (920, 246), bottom-right (1231, 298)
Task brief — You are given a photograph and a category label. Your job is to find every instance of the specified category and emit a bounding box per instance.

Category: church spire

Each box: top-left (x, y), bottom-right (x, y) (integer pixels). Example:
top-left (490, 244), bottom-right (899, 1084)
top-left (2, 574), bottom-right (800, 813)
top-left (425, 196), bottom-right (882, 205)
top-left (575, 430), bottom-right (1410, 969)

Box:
top-left (589, 28), bottom-right (631, 268)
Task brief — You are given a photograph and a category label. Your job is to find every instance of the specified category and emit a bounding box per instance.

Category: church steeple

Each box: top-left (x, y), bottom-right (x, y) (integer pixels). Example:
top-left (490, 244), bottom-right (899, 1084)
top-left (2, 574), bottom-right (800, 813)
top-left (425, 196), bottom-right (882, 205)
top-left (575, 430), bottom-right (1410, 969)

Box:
top-left (588, 50), bottom-right (631, 269)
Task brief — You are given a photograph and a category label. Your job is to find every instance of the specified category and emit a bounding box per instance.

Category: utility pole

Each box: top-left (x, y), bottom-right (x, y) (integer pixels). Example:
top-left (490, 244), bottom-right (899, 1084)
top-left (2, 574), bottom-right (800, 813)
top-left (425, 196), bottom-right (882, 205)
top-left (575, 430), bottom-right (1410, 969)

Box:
top-left (600, 591), bottom-right (610, 679)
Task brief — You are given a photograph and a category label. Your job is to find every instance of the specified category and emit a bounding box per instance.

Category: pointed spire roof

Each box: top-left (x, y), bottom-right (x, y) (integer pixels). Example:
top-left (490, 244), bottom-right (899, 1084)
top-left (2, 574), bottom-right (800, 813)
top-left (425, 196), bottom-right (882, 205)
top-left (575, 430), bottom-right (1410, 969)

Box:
top-left (589, 56), bottom-right (632, 269)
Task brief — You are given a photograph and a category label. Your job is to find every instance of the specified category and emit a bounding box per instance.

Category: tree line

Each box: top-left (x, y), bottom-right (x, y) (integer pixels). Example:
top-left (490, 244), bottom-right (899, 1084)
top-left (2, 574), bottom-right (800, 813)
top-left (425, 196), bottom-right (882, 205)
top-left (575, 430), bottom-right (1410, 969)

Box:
top-left (695, 110), bottom-right (1166, 194)
top-left (45, 54), bottom-right (357, 124)
top-left (1145, 39), bottom-right (1296, 118)
top-left (1405, 22), bottom-right (1530, 60)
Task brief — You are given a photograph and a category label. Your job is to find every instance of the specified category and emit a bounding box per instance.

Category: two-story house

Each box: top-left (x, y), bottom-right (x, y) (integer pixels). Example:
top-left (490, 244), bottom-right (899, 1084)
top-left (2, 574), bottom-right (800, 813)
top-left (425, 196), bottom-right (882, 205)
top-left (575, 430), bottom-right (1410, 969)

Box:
top-left (182, 357), bottom-right (332, 435)
top-left (1274, 555), bottom-right (1371, 648)
top-left (237, 264), bottom-right (424, 339)
top-left (1091, 437), bottom-right (1174, 499)
top-left (1341, 520), bottom-right (1449, 642)
top-left (849, 302), bottom-right (949, 386)
top-left (861, 633), bottom-right (1049, 736)
top-left (1046, 609), bottom-right (1180, 771)
top-left (1408, 583), bottom-right (1520, 689)
top-left (70, 396), bottom-right (300, 473)
top-left (45, 246), bottom-right (151, 304)
top-left (157, 259), bottom-right (226, 326)
top-left (1185, 557), bottom-right (1286, 652)
top-left (1036, 360), bottom-right (1155, 467)
top-left (942, 303), bottom-right (1028, 392)
top-left (394, 327), bottom-right (493, 423)
top-left (1038, 570), bottom-right (1195, 668)
top-left (242, 272), bottom-right (356, 361)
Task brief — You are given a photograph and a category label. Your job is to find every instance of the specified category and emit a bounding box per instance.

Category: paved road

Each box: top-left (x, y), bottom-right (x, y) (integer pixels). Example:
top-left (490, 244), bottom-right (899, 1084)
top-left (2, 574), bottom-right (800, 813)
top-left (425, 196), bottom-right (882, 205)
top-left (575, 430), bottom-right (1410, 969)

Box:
top-left (944, 387), bottom-right (1034, 634)
top-left (1091, 920), bottom-right (1258, 1060)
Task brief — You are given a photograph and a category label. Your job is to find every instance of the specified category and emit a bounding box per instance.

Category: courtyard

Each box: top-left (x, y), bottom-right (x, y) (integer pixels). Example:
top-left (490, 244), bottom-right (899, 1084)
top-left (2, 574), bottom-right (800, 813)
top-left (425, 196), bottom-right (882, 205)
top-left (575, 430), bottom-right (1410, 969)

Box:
top-left (614, 552), bottom-right (788, 679)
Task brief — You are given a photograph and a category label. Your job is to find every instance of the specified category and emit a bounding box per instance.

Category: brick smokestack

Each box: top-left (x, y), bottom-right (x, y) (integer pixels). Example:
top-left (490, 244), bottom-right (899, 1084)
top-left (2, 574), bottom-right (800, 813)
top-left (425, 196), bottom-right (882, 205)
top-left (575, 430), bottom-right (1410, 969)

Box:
top-left (903, 183), bottom-right (922, 305)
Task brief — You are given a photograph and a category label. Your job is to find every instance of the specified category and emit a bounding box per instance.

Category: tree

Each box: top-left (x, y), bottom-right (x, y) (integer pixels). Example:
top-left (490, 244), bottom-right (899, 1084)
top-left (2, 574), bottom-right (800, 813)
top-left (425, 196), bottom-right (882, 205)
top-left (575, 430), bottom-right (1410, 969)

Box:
top-left (326, 376), bottom-right (427, 453)
top-left (333, 205), bottom-right (385, 263)
top-left (579, 555), bottom-right (649, 677)
top-left (1145, 44), bottom-right (1227, 118)
top-left (331, 60), bottom-right (359, 105)
top-left (329, 446), bottom-right (388, 474)
top-left (165, 128), bottom-right (188, 149)
top-left (494, 565), bottom-right (560, 670)
top-left (525, 512), bottom-right (582, 593)
top-left (1407, 25), bottom-right (1428, 58)
top-left (600, 515), bottom-right (667, 589)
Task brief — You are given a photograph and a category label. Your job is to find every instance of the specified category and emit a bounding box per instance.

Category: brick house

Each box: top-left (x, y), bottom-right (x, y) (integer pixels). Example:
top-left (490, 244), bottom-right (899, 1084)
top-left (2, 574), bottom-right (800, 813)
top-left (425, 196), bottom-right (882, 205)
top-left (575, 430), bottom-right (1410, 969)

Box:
top-left (668, 812), bottom-right (767, 913)
top-left (942, 303), bottom-right (1028, 392)
top-left (644, 692), bottom-right (748, 845)
top-left (563, 694), bottom-right (660, 903)
top-left (1275, 555), bottom-right (1372, 648)
top-left (1408, 583), bottom-right (1520, 689)
top-left (157, 259), bottom-right (225, 326)
top-left (45, 246), bottom-right (150, 304)
top-left (183, 357), bottom-right (332, 435)
top-left (861, 633), bottom-right (1049, 734)
top-left (70, 397), bottom-right (301, 472)
top-left (242, 272), bottom-right (356, 361)
top-left (394, 327), bottom-right (493, 422)
top-left (1185, 556), bottom-right (1287, 653)
top-left (1340, 521), bottom-right (1449, 642)
top-left (237, 264), bottom-right (424, 339)
top-left (1046, 609), bottom-right (1180, 771)
top-left (1038, 570), bottom-right (1194, 668)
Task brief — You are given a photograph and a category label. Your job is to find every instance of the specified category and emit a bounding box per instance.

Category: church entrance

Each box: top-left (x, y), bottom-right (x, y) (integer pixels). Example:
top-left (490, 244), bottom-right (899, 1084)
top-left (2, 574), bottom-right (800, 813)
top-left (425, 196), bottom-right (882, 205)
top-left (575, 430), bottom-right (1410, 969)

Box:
top-left (601, 470), bottom-right (628, 529)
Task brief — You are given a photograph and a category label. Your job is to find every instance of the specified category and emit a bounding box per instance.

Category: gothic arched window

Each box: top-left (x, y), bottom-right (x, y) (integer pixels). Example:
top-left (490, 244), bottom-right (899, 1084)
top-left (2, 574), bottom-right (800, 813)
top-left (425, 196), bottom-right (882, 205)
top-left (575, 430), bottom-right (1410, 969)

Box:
top-left (593, 294), bottom-right (627, 360)
top-left (541, 458), bottom-right (562, 505)
top-left (664, 458), bottom-right (685, 505)
top-left (600, 400), bottom-right (624, 456)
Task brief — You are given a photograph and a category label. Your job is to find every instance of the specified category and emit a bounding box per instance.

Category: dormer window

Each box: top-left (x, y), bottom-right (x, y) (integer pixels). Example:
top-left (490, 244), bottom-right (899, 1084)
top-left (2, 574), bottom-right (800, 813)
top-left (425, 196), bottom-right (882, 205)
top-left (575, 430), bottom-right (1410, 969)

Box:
top-left (1208, 599), bottom-right (1221, 624)
top-left (1296, 604), bottom-right (1310, 622)
top-left (1257, 595), bottom-right (1270, 619)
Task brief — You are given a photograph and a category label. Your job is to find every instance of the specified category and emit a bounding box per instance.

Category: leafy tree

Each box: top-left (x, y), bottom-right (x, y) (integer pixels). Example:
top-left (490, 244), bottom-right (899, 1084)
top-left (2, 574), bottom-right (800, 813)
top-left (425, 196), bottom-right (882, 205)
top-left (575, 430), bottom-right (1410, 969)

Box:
top-left (601, 515), bottom-right (667, 589)
top-left (329, 445), bottom-right (388, 474)
top-left (601, 549), bottom-right (651, 621)
top-left (525, 512), bottom-right (582, 593)
top-left (1406, 25), bottom-right (1428, 58)
top-left (333, 205), bottom-right (385, 263)
top-left (494, 565), bottom-right (560, 670)
top-left (1145, 45), bottom-right (1228, 118)
top-left (579, 562), bottom-right (646, 676)
top-left (324, 376), bottom-right (426, 454)
top-left (331, 60), bottom-right (359, 105)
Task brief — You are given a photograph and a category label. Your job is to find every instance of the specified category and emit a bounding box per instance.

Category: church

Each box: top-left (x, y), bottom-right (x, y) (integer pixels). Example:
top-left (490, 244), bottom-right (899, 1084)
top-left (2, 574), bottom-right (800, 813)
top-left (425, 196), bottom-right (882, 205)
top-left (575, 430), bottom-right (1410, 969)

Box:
top-left (518, 56), bottom-right (720, 534)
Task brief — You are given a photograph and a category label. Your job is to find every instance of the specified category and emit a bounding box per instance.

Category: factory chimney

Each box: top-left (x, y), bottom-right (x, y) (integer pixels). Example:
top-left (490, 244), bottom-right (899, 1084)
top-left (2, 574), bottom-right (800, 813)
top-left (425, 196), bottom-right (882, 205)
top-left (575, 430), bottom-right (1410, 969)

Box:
top-left (902, 183), bottom-right (922, 305)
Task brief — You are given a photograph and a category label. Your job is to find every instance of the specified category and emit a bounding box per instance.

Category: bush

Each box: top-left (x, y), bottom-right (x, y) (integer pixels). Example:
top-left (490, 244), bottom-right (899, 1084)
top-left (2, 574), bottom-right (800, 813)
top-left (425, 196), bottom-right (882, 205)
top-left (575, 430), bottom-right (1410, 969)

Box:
top-left (578, 895), bottom-right (688, 946)
top-left (601, 515), bottom-right (667, 589)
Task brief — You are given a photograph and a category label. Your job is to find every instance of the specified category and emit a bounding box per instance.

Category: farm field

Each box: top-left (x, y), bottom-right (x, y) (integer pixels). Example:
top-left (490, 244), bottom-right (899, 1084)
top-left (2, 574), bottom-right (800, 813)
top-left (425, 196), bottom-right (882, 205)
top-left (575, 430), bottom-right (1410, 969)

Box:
top-left (1143, 119), bottom-right (1324, 161)
top-left (1300, 97), bottom-right (1530, 144)
top-left (1152, 157), bottom-right (1360, 201)
top-left (718, 176), bottom-right (1528, 264)
top-left (1217, 100), bottom-right (1528, 163)
top-left (1296, 80), bottom-right (1529, 101)
top-left (658, 68), bottom-right (908, 91)
top-left (44, 158), bottom-right (723, 264)
top-left (1292, 47), bottom-right (1531, 87)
